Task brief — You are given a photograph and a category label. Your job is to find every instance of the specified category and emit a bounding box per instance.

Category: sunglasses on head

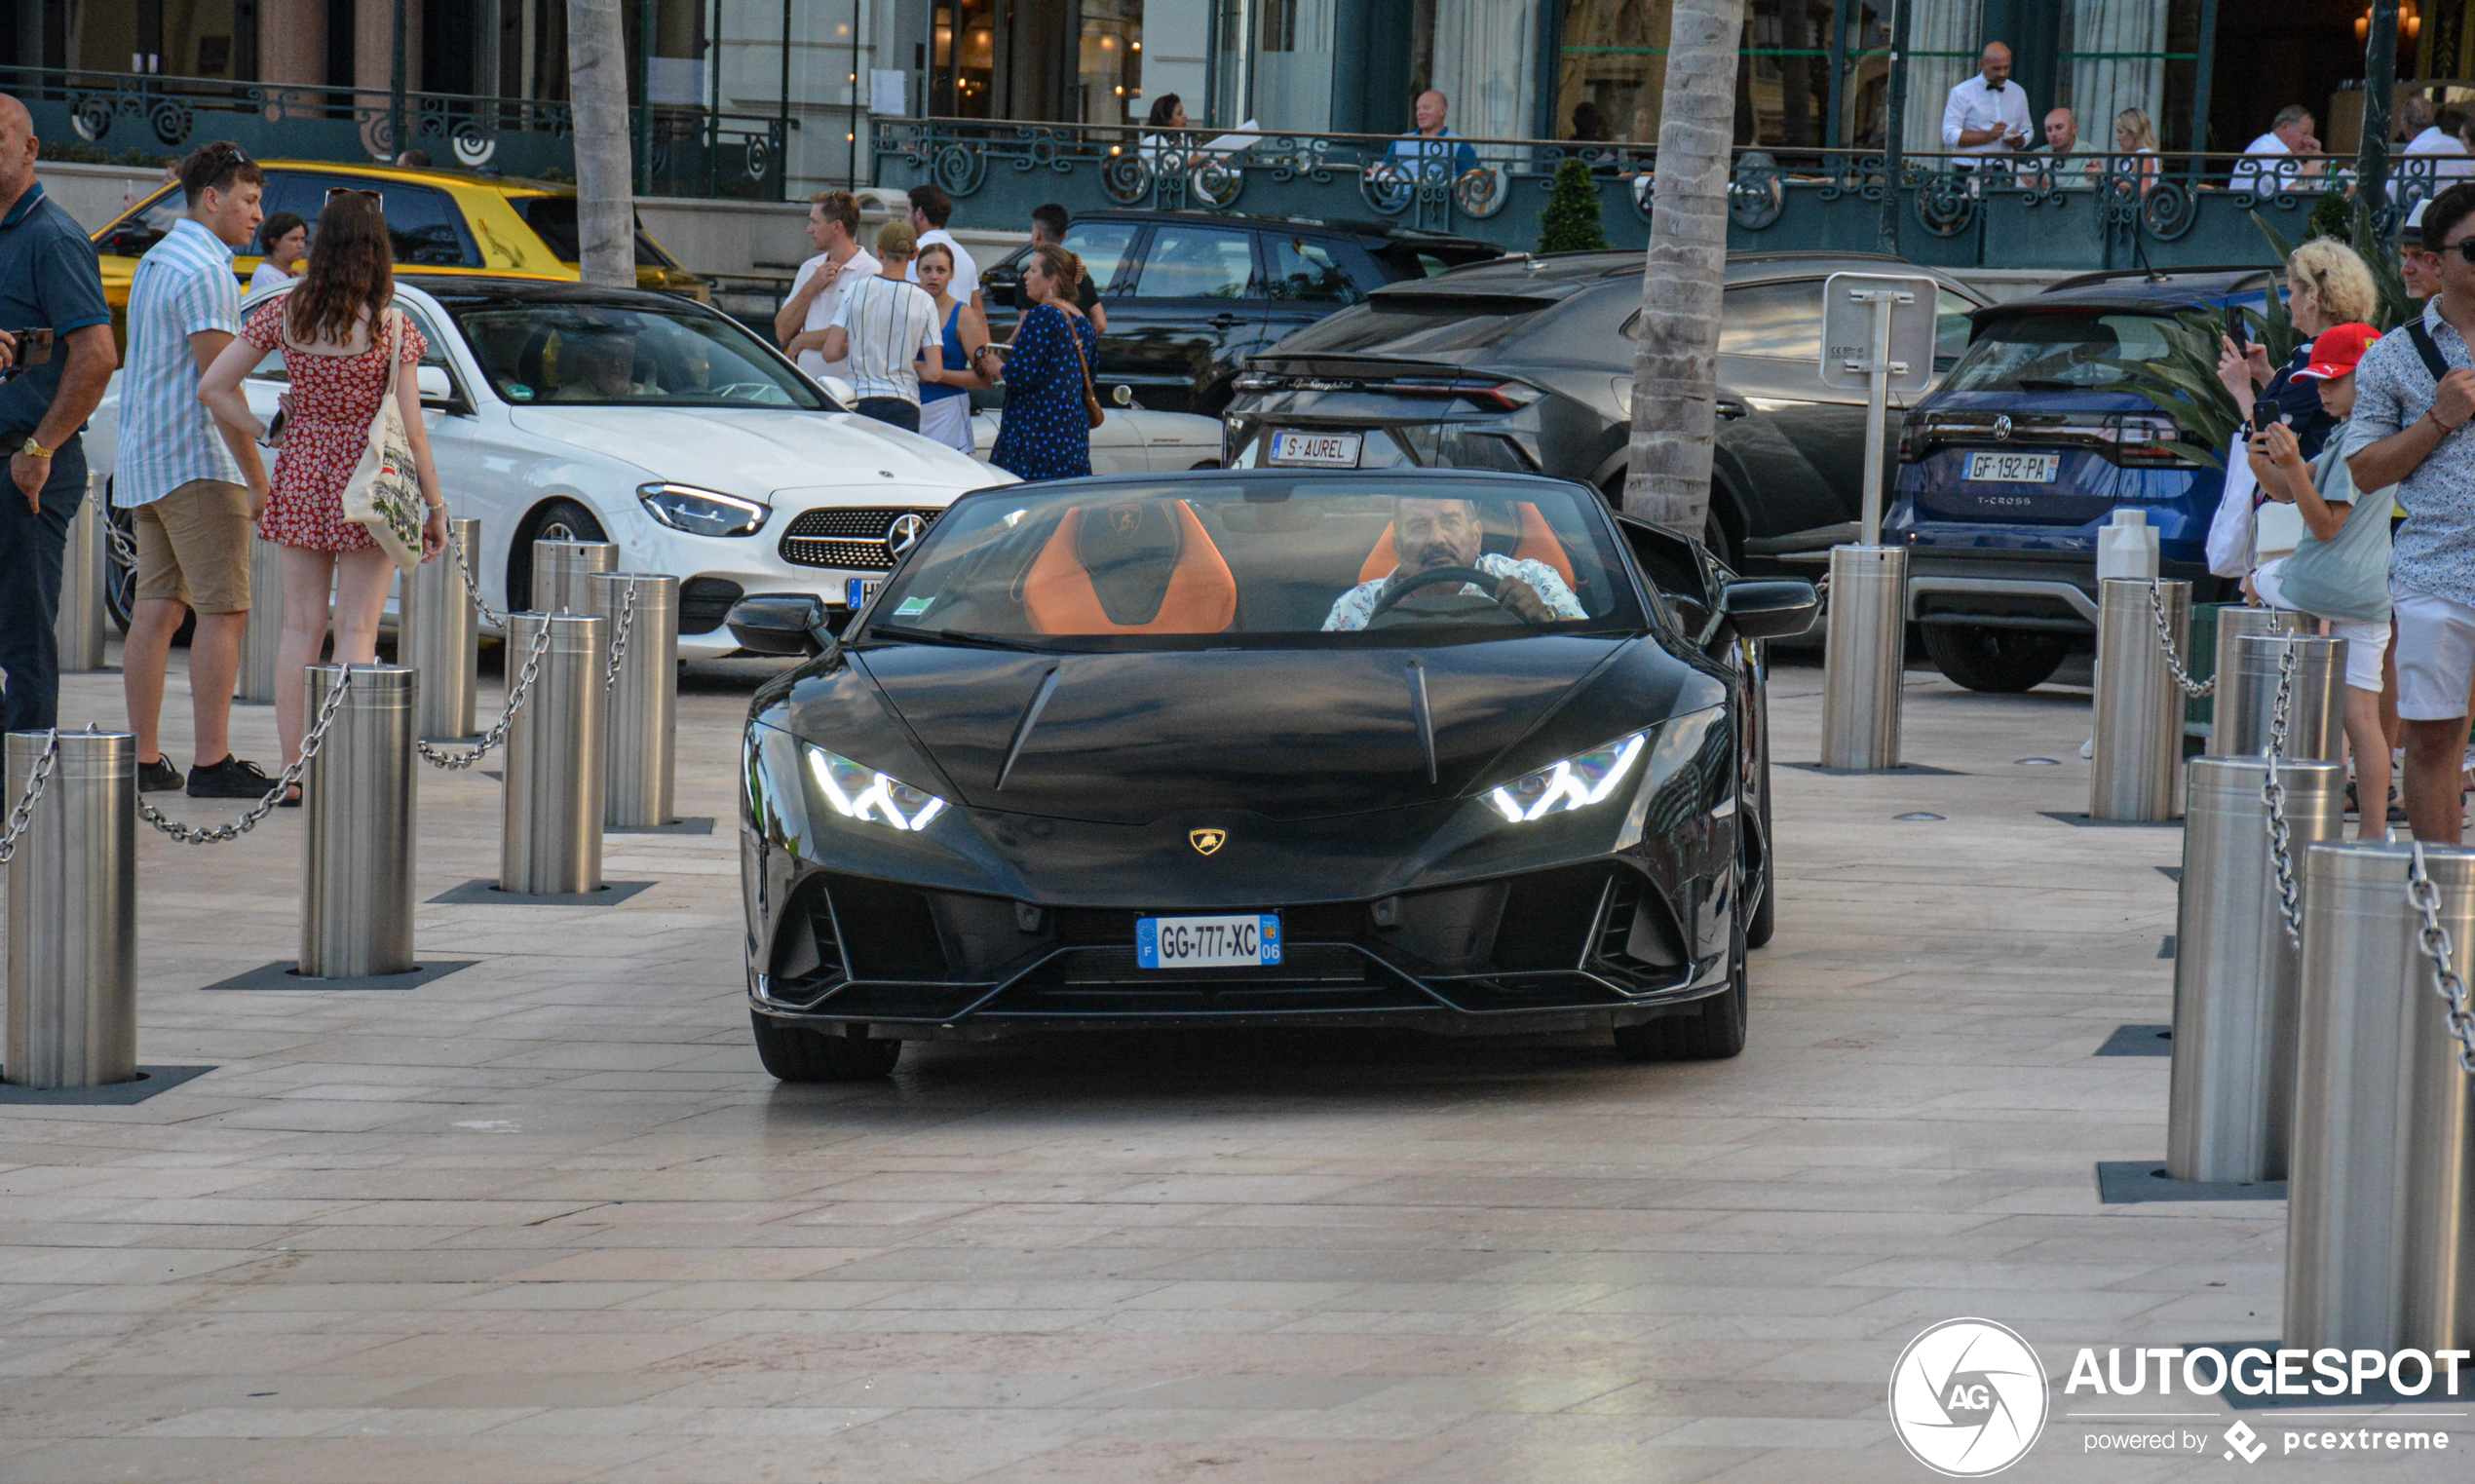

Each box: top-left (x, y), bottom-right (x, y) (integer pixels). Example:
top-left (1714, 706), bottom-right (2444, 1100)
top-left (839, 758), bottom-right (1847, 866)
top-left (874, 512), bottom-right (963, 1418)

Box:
top-left (325, 187), bottom-right (381, 202)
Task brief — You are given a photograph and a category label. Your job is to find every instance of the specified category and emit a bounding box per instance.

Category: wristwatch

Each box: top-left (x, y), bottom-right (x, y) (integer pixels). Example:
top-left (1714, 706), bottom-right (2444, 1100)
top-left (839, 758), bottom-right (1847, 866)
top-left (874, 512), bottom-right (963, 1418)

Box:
top-left (19, 437), bottom-right (54, 460)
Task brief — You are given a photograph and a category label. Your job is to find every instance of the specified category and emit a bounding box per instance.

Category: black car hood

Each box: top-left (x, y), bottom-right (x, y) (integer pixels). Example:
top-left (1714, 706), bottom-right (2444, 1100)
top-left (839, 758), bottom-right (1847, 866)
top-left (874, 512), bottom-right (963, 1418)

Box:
top-left (848, 637), bottom-right (1648, 824)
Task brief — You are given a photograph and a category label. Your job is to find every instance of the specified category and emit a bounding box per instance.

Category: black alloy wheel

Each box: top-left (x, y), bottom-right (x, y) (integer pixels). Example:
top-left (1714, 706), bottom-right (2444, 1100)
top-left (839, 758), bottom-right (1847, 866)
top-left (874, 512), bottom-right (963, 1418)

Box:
top-left (750, 1011), bottom-right (902, 1082)
top-left (1919, 624), bottom-right (2071, 693)
top-left (510, 498), bottom-right (609, 609)
top-left (1613, 916), bottom-right (1749, 1063)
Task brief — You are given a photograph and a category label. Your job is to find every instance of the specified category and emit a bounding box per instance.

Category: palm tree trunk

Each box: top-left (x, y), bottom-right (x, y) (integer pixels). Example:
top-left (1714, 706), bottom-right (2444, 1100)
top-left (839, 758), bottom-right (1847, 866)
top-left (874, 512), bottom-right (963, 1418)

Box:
top-left (1623, 0), bottom-right (1744, 539)
top-left (565, 0), bottom-right (636, 288)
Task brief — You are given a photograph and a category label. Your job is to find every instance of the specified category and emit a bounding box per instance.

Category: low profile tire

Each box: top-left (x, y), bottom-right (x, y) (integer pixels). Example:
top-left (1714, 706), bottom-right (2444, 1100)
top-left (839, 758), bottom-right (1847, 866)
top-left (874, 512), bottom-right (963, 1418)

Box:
top-left (1919, 624), bottom-right (2070, 693)
top-left (1614, 922), bottom-right (1748, 1063)
top-left (511, 499), bottom-right (609, 609)
top-left (750, 1011), bottom-right (901, 1082)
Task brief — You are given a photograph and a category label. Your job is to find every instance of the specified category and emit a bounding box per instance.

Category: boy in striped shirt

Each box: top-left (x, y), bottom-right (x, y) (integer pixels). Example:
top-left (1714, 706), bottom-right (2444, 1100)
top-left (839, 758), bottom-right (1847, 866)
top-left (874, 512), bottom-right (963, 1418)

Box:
top-left (810, 221), bottom-right (942, 432)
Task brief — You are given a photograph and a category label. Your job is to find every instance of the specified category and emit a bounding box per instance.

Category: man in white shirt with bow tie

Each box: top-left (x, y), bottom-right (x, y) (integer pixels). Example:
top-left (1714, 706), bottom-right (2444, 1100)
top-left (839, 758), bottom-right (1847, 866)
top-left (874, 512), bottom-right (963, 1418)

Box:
top-left (1941, 42), bottom-right (2034, 169)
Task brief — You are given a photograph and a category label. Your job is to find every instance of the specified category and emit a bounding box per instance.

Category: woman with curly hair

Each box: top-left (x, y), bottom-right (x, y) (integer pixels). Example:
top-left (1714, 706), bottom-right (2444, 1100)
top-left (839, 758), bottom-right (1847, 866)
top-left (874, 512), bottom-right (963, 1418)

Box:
top-left (2217, 234), bottom-right (2381, 460)
top-left (200, 189), bottom-right (447, 794)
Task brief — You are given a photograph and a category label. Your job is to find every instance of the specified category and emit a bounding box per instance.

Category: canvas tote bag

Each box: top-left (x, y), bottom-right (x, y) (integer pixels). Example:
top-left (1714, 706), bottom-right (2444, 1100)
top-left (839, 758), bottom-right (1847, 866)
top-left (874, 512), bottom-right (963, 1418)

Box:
top-left (338, 307), bottom-right (426, 573)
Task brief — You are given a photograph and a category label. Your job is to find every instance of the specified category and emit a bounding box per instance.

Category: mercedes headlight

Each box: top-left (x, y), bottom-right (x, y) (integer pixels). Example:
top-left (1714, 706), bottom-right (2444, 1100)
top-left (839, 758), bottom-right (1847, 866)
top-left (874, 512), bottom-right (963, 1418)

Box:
top-left (1483, 732), bottom-right (1648, 824)
top-left (806, 744), bottom-right (948, 832)
top-left (637, 482), bottom-right (770, 537)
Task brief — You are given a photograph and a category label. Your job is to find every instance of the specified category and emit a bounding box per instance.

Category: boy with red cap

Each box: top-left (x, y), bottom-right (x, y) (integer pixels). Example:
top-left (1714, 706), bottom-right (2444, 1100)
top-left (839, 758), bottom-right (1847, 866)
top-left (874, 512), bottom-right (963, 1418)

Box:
top-left (2247, 321), bottom-right (2393, 837)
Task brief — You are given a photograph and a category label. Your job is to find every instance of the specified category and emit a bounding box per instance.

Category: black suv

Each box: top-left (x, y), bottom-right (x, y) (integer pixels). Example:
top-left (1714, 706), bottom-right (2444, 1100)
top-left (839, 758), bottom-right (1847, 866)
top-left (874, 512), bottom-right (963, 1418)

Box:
top-left (1221, 250), bottom-right (1987, 574)
top-left (980, 210), bottom-right (1502, 414)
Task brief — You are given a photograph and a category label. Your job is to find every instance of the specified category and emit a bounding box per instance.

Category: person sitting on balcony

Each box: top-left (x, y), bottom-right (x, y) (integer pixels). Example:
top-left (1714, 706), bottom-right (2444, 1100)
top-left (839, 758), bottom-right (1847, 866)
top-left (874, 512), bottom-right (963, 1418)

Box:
top-left (1369, 91), bottom-right (1480, 210)
top-left (2231, 105), bottom-right (2324, 196)
top-left (2401, 95), bottom-right (2471, 192)
top-left (1139, 95), bottom-right (1202, 176)
top-left (2111, 108), bottom-right (2161, 199)
top-left (1939, 42), bottom-right (2032, 170)
top-left (2027, 108), bottom-right (2100, 191)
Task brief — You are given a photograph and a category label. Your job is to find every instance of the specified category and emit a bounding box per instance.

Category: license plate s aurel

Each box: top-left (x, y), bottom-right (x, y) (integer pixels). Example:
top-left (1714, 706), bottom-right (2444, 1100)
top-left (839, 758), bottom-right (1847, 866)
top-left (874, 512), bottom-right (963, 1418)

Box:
top-left (1135, 914), bottom-right (1283, 970)
top-left (1269, 431), bottom-right (1362, 468)
top-left (1963, 451), bottom-right (2061, 483)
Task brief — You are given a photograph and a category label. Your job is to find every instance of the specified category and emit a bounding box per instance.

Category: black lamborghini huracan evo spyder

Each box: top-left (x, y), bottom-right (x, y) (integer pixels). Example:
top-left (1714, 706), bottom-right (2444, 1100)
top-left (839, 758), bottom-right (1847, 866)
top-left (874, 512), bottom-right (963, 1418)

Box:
top-left (728, 469), bottom-right (1816, 1081)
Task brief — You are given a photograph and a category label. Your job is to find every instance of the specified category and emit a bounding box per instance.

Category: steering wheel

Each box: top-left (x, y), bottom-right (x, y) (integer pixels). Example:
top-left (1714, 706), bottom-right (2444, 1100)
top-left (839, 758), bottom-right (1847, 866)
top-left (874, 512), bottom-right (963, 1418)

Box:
top-left (1366, 564), bottom-right (1507, 622)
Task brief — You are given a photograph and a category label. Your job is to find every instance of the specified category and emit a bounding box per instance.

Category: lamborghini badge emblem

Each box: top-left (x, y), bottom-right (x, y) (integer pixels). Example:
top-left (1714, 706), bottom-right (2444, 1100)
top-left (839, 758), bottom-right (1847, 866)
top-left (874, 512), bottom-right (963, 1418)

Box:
top-left (1189, 828), bottom-right (1226, 856)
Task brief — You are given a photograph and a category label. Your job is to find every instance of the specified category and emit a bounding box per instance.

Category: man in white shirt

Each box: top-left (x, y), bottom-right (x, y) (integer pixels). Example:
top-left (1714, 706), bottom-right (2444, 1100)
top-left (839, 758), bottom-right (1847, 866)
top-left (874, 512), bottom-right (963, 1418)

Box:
top-left (1940, 42), bottom-right (2033, 166)
top-left (2401, 95), bottom-right (2472, 190)
top-left (774, 190), bottom-right (878, 385)
top-left (813, 221), bottom-right (942, 434)
top-left (2231, 105), bottom-right (2323, 195)
top-left (902, 183), bottom-right (980, 316)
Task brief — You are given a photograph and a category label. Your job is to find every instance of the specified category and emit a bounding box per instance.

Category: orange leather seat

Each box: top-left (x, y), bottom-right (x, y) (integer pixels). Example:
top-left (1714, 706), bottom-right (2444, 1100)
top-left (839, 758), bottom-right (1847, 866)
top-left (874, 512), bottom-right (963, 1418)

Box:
top-left (1023, 500), bottom-right (1238, 634)
top-left (1356, 501), bottom-right (1578, 589)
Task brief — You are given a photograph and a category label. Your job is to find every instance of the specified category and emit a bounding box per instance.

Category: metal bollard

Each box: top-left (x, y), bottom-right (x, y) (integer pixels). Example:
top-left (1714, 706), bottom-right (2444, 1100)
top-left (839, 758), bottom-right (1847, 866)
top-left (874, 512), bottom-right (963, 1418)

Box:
top-left (4, 731), bottom-right (135, 1088)
top-left (2216, 634), bottom-right (2346, 762)
top-left (52, 478), bottom-right (106, 673)
top-left (2091, 578), bottom-right (2188, 821)
top-left (401, 517), bottom-right (479, 740)
top-left (298, 666), bottom-right (418, 978)
top-left (2201, 607), bottom-right (2306, 756)
top-left (590, 572), bottom-right (680, 828)
top-left (501, 613), bottom-right (607, 894)
top-left (2286, 841), bottom-right (2475, 1352)
top-left (531, 538), bottom-right (617, 615)
top-left (234, 536), bottom-right (286, 703)
top-left (2166, 756), bottom-right (2345, 1184)
top-left (1818, 545), bottom-right (1905, 771)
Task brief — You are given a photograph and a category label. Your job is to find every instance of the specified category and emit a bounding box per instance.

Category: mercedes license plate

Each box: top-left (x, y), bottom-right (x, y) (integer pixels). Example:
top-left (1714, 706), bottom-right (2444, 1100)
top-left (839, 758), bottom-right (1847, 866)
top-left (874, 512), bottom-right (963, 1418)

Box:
top-left (1136, 913), bottom-right (1283, 970)
top-left (845, 578), bottom-right (880, 609)
top-left (1270, 431), bottom-right (1362, 468)
top-left (1964, 451), bottom-right (2060, 483)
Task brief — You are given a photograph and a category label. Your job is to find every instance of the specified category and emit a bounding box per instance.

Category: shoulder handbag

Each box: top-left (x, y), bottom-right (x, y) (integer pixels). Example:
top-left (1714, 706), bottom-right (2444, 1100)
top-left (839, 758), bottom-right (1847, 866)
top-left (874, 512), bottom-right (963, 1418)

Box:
top-left (1060, 308), bottom-right (1105, 431)
top-left (338, 308), bottom-right (427, 574)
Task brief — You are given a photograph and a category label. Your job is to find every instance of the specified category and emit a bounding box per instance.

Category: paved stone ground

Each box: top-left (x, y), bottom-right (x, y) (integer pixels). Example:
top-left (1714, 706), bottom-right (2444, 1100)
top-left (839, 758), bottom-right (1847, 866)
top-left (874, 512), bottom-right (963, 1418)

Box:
top-left (0, 647), bottom-right (2462, 1482)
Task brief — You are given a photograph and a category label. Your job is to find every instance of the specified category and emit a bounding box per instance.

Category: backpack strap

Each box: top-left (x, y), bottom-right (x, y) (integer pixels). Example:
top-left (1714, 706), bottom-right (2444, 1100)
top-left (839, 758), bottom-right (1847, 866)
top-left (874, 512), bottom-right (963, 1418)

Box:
top-left (2407, 317), bottom-right (2452, 383)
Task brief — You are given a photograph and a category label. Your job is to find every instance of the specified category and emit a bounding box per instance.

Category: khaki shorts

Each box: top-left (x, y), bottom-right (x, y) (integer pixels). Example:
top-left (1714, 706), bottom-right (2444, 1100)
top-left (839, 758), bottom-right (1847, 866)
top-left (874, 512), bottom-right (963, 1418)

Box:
top-left (132, 478), bottom-right (254, 614)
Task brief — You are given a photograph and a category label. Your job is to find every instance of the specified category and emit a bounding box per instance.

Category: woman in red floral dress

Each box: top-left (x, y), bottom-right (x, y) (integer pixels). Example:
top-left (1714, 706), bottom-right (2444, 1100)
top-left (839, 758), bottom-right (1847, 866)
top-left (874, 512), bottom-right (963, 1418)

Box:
top-left (202, 191), bottom-right (447, 791)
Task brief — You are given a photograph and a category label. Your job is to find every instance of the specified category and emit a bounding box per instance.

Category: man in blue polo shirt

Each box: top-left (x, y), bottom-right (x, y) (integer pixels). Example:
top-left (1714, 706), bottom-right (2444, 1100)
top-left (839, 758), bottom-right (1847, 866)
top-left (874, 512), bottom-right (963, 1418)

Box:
top-left (0, 94), bottom-right (117, 736)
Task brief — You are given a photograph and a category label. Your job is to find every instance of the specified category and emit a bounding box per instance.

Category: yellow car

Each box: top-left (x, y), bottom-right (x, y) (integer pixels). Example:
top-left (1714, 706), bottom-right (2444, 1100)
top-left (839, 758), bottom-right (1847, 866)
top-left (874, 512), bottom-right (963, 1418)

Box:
top-left (90, 159), bottom-right (705, 333)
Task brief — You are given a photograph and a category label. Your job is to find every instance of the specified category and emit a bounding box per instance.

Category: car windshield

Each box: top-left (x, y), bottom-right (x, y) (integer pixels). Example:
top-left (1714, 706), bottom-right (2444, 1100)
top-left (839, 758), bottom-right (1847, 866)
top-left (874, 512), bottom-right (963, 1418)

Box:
top-left (1940, 310), bottom-right (2190, 392)
top-left (859, 476), bottom-right (1647, 652)
top-left (448, 300), bottom-right (826, 408)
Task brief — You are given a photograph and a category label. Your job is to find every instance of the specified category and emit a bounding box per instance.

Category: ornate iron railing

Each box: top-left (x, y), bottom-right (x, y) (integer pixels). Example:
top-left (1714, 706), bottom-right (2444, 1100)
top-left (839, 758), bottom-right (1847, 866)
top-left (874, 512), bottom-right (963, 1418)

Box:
top-left (8, 67), bottom-right (787, 201)
top-left (875, 117), bottom-right (2441, 271)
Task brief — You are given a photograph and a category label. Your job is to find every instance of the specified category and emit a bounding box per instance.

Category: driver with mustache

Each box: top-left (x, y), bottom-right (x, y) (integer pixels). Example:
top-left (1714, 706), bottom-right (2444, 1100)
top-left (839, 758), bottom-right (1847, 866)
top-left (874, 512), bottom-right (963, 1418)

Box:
top-left (1324, 496), bottom-right (1587, 630)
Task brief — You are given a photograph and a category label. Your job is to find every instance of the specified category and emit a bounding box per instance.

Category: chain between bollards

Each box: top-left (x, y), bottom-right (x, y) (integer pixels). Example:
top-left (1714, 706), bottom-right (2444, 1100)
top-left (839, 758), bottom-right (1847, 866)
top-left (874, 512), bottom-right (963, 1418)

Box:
top-left (416, 619), bottom-right (553, 770)
top-left (2259, 641), bottom-right (2303, 949)
top-left (446, 526), bottom-right (508, 628)
top-left (2405, 842), bottom-right (2475, 1075)
top-left (136, 668), bottom-right (354, 844)
top-left (0, 728), bottom-right (59, 863)
top-left (2151, 581), bottom-right (2217, 697)
top-left (603, 580), bottom-right (637, 691)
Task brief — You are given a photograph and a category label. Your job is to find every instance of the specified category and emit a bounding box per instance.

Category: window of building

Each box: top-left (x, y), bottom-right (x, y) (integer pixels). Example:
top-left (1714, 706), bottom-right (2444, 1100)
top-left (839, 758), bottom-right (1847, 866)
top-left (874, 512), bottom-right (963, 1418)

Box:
top-left (1554, 0), bottom-right (1893, 150)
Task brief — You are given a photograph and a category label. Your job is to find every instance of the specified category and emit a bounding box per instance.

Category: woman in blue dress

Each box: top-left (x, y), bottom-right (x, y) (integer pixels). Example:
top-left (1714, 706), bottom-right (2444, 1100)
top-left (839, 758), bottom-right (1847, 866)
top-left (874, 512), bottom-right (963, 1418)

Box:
top-left (982, 246), bottom-right (1098, 481)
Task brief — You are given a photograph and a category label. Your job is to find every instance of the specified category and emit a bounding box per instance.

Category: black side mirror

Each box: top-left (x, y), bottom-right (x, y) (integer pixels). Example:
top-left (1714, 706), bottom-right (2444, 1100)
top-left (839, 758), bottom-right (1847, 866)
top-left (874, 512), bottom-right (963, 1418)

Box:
top-left (726, 593), bottom-right (829, 656)
top-left (1717, 578), bottom-right (1820, 641)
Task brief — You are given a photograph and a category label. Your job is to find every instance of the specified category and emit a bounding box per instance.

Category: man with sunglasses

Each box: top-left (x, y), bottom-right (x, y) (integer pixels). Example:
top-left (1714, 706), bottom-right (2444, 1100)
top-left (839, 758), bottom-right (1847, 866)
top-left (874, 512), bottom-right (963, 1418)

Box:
top-left (116, 140), bottom-right (277, 798)
top-left (2347, 181), bottom-right (2475, 840)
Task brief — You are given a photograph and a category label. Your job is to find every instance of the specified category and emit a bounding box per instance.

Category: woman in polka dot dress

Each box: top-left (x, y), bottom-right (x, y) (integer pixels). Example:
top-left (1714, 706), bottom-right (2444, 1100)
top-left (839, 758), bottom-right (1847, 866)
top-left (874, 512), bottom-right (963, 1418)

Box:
top-left (202, 190), bottom-right (447, 792)
top-left (983, 245), bottom-right (1097, 481)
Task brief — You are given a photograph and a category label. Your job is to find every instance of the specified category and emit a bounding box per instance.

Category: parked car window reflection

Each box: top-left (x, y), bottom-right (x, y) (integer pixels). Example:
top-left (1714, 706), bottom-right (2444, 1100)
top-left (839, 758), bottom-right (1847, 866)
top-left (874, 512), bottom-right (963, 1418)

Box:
top-left (452, 303), bottom-right (827, 408)
top-left (1132, 226), bottom-right (1257, 299)
top-left (1268, 236), bottom-right (1361, 304)
top-left (1935, 289), bottom-right (1977, 371)
top-left (1940, 311), bottom-right (2182, 393)
top-left (1715, 280), bottom-right (1825, 360)
top-left (1062, 221), bottom-right (1139, 292)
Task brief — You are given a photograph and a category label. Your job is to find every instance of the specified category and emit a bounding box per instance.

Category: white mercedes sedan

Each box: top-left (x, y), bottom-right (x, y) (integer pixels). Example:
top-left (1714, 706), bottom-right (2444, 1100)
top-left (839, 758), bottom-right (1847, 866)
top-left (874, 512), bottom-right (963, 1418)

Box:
top-left (88, 275), bottom-right (1012, 661)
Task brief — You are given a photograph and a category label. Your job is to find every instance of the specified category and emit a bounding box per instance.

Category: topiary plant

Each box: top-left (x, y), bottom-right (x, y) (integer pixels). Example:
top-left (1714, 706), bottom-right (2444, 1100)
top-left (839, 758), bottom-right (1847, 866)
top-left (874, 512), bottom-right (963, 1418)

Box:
top-left (1538, 158), bottom-right (1610, 253)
